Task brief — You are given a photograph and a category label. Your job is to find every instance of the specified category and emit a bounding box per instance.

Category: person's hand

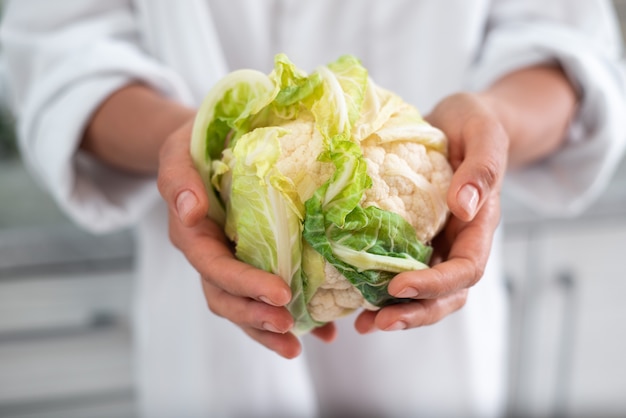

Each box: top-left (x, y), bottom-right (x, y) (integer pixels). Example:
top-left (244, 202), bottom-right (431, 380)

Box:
top-left (355, 92), bottom-right (508, 333)
top-left (157, 120), bottom-right (337, 358)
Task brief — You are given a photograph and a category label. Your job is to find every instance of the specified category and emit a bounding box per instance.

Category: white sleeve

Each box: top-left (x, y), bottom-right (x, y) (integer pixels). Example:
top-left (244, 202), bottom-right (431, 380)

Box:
top-left (0, 0), bottom-right (194, 233)
top-left (471, 0), bottom-right (626, 216)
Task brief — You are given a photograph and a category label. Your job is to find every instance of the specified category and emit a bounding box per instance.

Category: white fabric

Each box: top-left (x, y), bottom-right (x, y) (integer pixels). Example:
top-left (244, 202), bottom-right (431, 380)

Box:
top-left (2, 0), bottom-right (625, 417)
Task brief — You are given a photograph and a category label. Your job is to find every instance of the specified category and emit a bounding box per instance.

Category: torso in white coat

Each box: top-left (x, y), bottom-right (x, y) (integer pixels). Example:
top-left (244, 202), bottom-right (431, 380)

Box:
top-left (132, 1), bottom-right (507, 417)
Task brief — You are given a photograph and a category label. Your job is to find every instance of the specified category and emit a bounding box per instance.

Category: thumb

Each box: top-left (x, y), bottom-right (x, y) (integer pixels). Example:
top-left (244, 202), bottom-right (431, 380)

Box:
top-left (157, 121), bottom-right (209, 227)
top-left (447, 120), bottom-right (508, 222)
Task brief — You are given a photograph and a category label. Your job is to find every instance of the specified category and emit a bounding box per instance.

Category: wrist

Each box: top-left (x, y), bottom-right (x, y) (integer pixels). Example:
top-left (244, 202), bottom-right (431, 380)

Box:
top-left (477, 65), bottom-right (577, 168)
top-left (475, 91), bottom-right (515, 153)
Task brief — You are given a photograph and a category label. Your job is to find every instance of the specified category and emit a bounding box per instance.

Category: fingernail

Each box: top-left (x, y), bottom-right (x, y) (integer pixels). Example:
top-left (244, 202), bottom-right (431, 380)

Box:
top-left (262, 322), bottom-right (283, 333)
top-left (457, 184), bottom-right (479, 219)
top-left (176, 190), bottom-right (198, 222)
top-left (384, 321), bottom-right (407, 331)
top-left (259, 295), bottom-right (280, 307)
top-left (395, 287), bottom-right (418, 298)
top-left (360, 325), bottom-right (378, 335)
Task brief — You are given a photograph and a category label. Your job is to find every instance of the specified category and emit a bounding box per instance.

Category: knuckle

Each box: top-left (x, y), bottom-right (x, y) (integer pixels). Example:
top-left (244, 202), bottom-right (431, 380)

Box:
top-left (453, 289), bottom-right (469, 311)
top-left (203, 282), bottom-right (226, 317)
top-left (470, 263), bottom-right (485, 287)
top-left (422, 307), bottom-right (440, 327)
top-left (462, 257), bottom-right (485, 288)
top-left (417, 302), bottom-right (445, 328)
top-left (429, 267), bottom-right (451, 295)
top-left (158, 134), bottom-right (177, 164)
top-left (402, 286), bottom-right (473, 329)
top-left (424, 290), bottom-right (469, 326)
top-left (156, 164), bottom-right (177, 198)
top-left (156, 173), bottom-right (167, 197)
top-left (166, 216), bottom-right (183, 250)
top-left (206, 300), bottom-right (221, 317)
top-left (475, 158), bottom-right (500, 189)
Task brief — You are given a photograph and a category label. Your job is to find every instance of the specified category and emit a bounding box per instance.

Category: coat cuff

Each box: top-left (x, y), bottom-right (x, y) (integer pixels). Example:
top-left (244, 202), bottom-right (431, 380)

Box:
top-left (18, 41), bottom-right (193, 233)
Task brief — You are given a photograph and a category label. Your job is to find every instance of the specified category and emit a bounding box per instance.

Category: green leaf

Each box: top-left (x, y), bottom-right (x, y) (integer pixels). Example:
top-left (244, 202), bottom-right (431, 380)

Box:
top-left (226, 127), bottom-right (321, 334)
top-left (311, 55), bottom-right (368, 142)
top-left (190, 69), bottom-right (276, 225)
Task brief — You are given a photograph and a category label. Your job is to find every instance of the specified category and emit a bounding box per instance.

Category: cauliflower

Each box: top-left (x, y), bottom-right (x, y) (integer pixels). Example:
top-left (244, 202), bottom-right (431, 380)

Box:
top-left (191, 54), bottom-right (452, 334)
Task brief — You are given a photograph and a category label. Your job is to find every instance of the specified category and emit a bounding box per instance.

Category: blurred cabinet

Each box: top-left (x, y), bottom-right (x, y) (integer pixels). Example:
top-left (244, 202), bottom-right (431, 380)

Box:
top-left (0, 226), bottom-right (136, 418)
top-left (502, 159), bottom-right (626, 417)
top-left (0, 158), bottom-right (137, 418)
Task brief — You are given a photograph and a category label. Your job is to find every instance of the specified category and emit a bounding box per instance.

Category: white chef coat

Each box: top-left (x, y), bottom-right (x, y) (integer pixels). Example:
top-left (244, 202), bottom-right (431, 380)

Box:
top-left (2, 1), bottom-right (625, 417)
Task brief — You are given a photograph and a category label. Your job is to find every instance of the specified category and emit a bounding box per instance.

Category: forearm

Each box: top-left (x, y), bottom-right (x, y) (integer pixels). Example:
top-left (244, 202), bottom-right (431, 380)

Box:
top-left (81, 83), bottom-right (196, 174)
top-left (480, 65), bottom-right (578, 169)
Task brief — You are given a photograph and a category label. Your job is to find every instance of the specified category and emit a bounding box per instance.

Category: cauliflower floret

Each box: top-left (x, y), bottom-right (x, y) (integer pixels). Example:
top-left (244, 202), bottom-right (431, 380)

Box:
top-left (308, 262), bottom-right (378, 322)
top-left (361, 138), bottom-right (452, 243)
top-left (274, 115), bottom-right (334, 202)
top-left (429, 150), bottom-right (454, 198)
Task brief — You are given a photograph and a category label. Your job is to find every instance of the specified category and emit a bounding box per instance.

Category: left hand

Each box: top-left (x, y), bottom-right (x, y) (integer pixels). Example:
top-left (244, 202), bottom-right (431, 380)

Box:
top-left (355, 92), bottom-right (508, 333)
top-left (158, 120), bottom-right (337, 358)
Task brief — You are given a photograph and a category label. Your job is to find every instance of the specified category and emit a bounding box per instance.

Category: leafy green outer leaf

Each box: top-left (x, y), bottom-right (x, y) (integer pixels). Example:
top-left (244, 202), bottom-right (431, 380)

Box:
top-left (269, 53), bottom-right (323, 120)
top-left (301, 240), bottom-right (327, 303)
top-left (226, 126), bottom-right (321, 334)
top-left (312, 55), bottom-right (368, 142)
top-left (190, 69), bottom-right (276, 225)
top-left (289, 261), bottom-right (326, 336)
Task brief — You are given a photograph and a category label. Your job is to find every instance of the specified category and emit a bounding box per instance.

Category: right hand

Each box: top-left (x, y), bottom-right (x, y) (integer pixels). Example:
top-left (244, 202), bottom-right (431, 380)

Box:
top-left (354, 92), bottom-right (506, 334)
top-left (157, 120), bottom-right (336, 359)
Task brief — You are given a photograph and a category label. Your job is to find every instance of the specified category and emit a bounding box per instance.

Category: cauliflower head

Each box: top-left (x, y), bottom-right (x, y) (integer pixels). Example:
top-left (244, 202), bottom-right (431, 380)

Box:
top-left (191, 54), bottom-right (452, 333)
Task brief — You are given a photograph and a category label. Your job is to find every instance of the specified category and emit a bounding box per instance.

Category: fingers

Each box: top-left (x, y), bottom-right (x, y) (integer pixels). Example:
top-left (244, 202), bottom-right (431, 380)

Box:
top-left (363, 194), bottom-right (499, 334)
top-left (388, 194), bottom-right (500, 299)
top-left (201, 278), bottom-right (302, 358)
top-left (157, 121), bottom-right (209, 227)
top-left (167, 206), bottom-right (298, 356)
top-left (446, 115), bottom-right (508, 222)
top-left (311, 322), bottom-right (338, 342)
top-left (354, 310), bottom-right (378, 334)
top-left (427, 92), bottom-right (509, 223)
top-left (200, 257), bottom-right (335, 357)
top-left (157, 120), bottom-right (309, 358)
top-left (355, 289), bottom-right (469, 333)
top-left (169, 210), bottom-right (292, 305)
top-left (243, 328), bottom-right (303, 359)
top-left (201, 274), bottom-right (294, 331)
top-left (205, 278), bottom-right (302, 358)
top-left (176, 213), bottom-right (300, 358)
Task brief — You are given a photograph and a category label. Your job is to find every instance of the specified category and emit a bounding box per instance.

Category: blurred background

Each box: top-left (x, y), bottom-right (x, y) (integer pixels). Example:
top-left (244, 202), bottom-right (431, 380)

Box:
top-left (1, 2), bottom-right (626, 418)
